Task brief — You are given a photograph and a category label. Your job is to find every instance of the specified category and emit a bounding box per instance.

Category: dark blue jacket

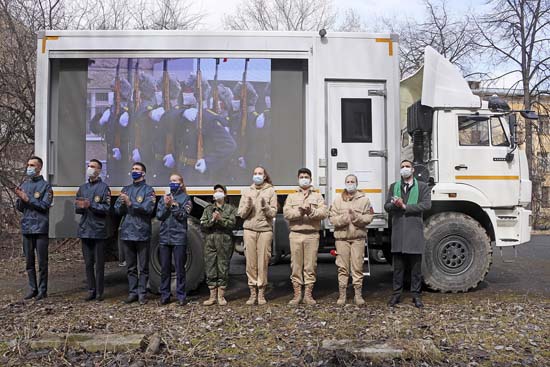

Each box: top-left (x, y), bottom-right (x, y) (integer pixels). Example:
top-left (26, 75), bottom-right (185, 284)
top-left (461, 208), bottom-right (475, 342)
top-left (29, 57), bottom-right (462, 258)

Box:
top-left (16, 175), bottom-right (53, 235)
top-left (114, 180), bottom-right (156, 242)
top-left (156, 190), bottom-right (192, 246)
top-left (75, 178), bottom-right (111, 239)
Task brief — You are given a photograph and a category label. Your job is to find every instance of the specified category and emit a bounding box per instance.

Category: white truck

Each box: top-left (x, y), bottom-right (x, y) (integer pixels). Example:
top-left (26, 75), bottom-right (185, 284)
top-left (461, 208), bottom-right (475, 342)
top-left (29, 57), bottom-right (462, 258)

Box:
top-left (35, 30), bottom-right (533, 293)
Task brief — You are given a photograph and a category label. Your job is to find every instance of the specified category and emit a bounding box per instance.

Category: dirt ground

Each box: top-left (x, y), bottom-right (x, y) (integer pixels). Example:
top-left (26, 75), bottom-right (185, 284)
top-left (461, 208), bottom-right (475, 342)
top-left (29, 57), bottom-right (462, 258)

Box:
top-left (0, 237), bottom-right (548, 366)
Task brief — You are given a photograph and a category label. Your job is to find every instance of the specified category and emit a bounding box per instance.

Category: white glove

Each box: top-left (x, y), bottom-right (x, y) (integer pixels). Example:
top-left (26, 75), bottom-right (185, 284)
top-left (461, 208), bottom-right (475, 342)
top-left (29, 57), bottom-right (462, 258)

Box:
top-left (119, 112), bottom-right (129, 127)
top-left (256, 113), bottom-right (265, 128)
top-left (238, 156), bottom-right (246, 169)
top-left (183, 108), bottom-right (198, 122)
top-left (99, 109), bottom-right (111, 126)
top-left (132, 148), bottom-right (141, 162)
top-left (163, 154), bottom-right (175, 168)
top-left (150, 107), bottom-right (165, 123)
top-left (225, 126), bottom-right (230, 133)
top-left (112, 148), bottom-right (121, 160)
top-left (195, 158), bottom-right (207, 173)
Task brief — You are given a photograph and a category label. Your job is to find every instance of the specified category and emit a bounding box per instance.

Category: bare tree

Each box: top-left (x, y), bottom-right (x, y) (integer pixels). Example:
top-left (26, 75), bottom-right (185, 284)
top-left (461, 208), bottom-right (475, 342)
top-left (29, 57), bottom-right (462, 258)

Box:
top-left (337, 8), bottom-right (364, 32)
top-left (382, 0), bottom-right (482, 78)
top-left (131, 0), bottom-right (204, 30)
top-left (223, 0), bottom-right (337, 31)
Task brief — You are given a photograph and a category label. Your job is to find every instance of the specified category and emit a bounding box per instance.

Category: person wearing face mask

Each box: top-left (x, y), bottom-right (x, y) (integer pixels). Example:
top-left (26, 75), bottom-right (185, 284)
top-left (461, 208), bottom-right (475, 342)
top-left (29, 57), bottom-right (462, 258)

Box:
top-left (328, 174), bottom-right (374, 305)
top-left (200, 184), bottom-right (237, 306)
top-left (237, 166), bottom-right (277, 305)
top-left (283, 168), bottom-right (328, 305)
top-left (156, 174), bottom-right (192, 306)
top-left (15, 156), bottom-right (53, 301)
top-left (114, 162), bottom-right (156, 305)
top-left (74, 159), bottom-right (111, 301)
top-left (384, 160), bottom-right (431, 308)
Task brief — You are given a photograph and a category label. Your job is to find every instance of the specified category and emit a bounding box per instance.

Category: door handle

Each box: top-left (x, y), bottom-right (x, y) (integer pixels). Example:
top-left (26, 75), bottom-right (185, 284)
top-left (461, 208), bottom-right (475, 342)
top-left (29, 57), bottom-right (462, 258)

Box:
top-left (331, 148), bottom-right (338, 157)
top-left (454, 164), bottom-right (468, 170)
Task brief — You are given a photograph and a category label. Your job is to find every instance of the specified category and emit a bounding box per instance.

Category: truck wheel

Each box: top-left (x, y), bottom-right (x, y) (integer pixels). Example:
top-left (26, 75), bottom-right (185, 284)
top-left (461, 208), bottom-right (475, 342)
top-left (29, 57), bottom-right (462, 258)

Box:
top-left (149, 219), bottom-right (205, 293)
top-left (423, 212), bottom-right (492, 293)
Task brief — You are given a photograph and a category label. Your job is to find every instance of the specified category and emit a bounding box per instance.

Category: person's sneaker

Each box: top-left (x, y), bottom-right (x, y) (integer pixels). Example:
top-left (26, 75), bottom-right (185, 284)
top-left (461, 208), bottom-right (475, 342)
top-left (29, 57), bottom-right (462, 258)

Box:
top-left (35, 293), bottom-right (47, 301)
top-left (124, 295), bottom-right (138, 304)
top-left (24, 291), bottom-right (38, 300)
top-left (118, 261), bottom-right (127, 267)
top-left (388, 295), bottom-right (400, 307)
top-left (412, 297), bottom-right (424, 308)
top-left (84, 293), bottom-right (96, 302)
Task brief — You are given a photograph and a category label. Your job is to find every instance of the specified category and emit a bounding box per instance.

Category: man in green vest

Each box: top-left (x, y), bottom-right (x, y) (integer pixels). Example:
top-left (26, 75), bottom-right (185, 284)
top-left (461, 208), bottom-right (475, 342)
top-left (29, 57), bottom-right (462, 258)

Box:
top-left (384, 160), bottom-right (432, 308)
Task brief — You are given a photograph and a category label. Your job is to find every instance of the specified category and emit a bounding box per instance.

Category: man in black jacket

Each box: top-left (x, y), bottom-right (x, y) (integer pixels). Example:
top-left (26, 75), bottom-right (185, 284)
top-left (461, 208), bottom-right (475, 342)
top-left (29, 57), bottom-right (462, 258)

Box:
top-left (75, 159), bottom-right (111, 301)
top-left (384, 160), bottom-right (432, 308)
top-left (15, 156), bottom-right (53, 301)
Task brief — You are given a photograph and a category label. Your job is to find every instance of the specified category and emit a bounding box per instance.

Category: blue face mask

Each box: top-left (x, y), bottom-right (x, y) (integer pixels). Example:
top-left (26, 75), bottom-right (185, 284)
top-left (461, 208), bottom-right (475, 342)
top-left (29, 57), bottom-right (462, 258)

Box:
top-left (131, 171), bottom-right (143, 180)
top-left (26, 167), bottom-right (36, 177)
top-left (169, 182), bottom-right (180, 193)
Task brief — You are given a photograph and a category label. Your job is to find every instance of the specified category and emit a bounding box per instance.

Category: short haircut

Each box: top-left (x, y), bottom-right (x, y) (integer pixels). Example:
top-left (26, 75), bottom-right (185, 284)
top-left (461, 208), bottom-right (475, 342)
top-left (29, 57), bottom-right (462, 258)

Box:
top-left (297, 167), bottom-right (312, 177)
top-left (214, 184), bottom-right (227, 194)
top-left (345, 174), bottom-right (358, 182)
top-left (89, 159), bottom-right (103, 169)
top-left (29, 156), bottom-right (43, 167)
top-left (133, 162), bottom-right (146, 172)
top-left (400, 159), bottom-right (413, 166)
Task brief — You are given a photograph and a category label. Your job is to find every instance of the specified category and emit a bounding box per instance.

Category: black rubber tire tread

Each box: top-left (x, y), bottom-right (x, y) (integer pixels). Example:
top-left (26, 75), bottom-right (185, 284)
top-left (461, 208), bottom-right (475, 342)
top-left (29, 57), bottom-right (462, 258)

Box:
top-left (148, 218), bottom-right (205, 293)
top-left (423, 212), bottom-right (492, 293)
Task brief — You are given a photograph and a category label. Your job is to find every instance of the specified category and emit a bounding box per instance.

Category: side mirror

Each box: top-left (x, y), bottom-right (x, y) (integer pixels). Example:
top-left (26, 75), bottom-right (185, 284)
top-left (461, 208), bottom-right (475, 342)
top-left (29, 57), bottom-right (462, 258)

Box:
top-left (508, 114), bottom-right (517, 148)
top-left (520, 110), bottom-right (538, 120)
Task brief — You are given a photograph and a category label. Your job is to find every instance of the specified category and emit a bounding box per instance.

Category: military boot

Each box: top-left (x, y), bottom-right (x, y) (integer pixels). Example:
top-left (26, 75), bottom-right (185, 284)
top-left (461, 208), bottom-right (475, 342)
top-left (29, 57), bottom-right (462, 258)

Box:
top-left (336, 285), bottom-right (347, 305)
top-left (303, 284), bottom-right (316, 305)
top-left (257, 287), bottom-right (267, 305)
top-left (245, 286), bottom-right (257, 305)
top-left (203, 287), bottom-right (217, 306)
top-left (354, 285), bottom-right (365, 305)
top-left (217, 287), bottom-right (228, 306)
top-left (288, 282), bottom-right (302, 305)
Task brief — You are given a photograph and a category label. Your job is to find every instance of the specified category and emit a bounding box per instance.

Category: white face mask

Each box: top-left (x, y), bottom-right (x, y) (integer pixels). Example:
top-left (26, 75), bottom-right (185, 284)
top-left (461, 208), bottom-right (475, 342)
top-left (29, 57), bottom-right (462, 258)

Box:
top-left (232, 100), bottom-right (241, 112)
top-left (400, 167), bottom-right (413, 178)
top-left (87, 167), bottom-right (98, 179)
top-left (345, 183), bottom-right (357, 193)
top-left (182, 93), bottom-right (196, 106)
top-left (253, 174), bottom-right (264, 185)
top-left (299, 178), bottom-right (311, 188)
top-left (213, 191), bottom-right (225, 201)
top-left (265, 96), bottom-right (271, 109)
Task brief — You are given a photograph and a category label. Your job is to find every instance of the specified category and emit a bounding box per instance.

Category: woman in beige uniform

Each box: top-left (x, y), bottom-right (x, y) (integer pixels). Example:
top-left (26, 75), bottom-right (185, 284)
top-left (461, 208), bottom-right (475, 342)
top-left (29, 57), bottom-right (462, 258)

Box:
top-left (329, 174), bottom-right (374, 305)
top-left (238, 166), bottom-right (278, 305)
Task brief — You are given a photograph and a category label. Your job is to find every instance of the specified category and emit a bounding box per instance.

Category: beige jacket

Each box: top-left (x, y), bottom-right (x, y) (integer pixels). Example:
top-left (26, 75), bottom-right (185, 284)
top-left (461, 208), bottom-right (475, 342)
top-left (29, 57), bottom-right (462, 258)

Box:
top-left (283, 187), bottom-right (328, 232)
top-left (329, 191), bottom-right (373, 240)
top-left (238, 183), bottom-right (278, 232)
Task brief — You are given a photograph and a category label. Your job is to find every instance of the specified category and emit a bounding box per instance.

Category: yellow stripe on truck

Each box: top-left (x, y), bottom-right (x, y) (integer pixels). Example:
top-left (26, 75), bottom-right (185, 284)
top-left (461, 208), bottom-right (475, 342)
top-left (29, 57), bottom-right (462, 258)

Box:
top-left (455, 175), bottom-right (519, 180)
top-left (41, 36), bottom-right (59, 53)
top-left (375, 38), bottom-right (393, 56)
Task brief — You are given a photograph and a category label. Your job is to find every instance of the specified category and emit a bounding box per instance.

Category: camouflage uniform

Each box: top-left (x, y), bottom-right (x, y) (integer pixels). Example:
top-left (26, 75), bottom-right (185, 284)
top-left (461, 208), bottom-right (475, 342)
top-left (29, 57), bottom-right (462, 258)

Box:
top-left (200, 202), bottom-right (237, 287)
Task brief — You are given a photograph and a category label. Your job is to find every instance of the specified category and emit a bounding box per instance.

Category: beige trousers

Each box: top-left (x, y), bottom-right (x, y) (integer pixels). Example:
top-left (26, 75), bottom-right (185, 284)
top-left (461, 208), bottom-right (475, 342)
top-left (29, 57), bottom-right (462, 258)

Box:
top-left (289, 232), bottom-right (319, 285)
top-left (335, 239), bottom-right (365, 287)
top-left (244, 229), bottom-right (272, 287)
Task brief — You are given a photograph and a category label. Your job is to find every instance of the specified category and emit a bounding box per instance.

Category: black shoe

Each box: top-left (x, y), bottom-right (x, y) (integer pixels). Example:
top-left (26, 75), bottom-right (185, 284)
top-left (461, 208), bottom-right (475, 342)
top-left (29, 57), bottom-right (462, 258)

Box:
top-left (124, 295), bottom-right (138, 304)
top-left (35, 293), bottom-right (47, 301)
top-left (139, 297), bottom-right (148, 305)
top-left (178, 299), bottom-right (189, 306)
top-left (412, 297), bottom-right (424, 308)
top-left (24, 291), bottom-right (38, 300)
top-left (84, 293), bottom-right (96, 302)
top-left (388, 295), bottom-right (400, 307)
top-left (96, 295), bottom-right (104, 302)
top-left (160, 298), bottom-right (171, 306)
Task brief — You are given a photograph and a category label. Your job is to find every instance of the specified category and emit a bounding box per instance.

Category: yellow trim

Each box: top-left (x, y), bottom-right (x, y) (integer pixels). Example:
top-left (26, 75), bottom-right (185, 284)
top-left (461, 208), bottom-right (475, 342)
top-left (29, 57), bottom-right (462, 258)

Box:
top-left (41, 36), bottom-right (59, 54)
top-left (335, 188), bottom-right (382, 194)
top-left (375, 38), bottom-right (393, 56)
top-left (455, 175), bottom-right (520, 181)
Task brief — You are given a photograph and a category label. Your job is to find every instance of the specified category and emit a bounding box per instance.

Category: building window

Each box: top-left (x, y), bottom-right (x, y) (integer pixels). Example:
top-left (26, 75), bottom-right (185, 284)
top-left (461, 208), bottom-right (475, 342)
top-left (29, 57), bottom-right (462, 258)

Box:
top-left (341, 98), bottom-right (372, 143)
top-left (458, 116), bottom-right (490, 146)
top-left (542, 186), bottom-right (550, 209)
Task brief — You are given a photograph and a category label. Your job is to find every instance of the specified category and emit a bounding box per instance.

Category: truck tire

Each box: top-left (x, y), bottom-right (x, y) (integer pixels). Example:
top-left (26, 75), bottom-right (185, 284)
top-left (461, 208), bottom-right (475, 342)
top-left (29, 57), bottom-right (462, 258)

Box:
top-left (149, 219), bottom-right (205, 293)
top-left (423, 212), bottom-right (492, 293)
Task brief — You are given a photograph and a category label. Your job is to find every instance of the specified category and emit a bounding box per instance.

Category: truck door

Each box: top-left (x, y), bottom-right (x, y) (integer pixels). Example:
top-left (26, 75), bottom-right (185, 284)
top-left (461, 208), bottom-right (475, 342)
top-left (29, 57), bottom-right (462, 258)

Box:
top-left (452, 114), bottom-right (520, 206)
top-left (326, 81), bottom-right (386, 216)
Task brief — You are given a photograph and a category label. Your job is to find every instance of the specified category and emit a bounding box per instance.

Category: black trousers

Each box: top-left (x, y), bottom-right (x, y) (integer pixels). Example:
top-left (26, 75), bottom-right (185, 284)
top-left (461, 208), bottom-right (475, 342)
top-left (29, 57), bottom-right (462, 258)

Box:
top-left (23, 234), bottom-right (49, 295)
top-left (81, 239), bottom-right (105, 296)
top-left (159, 245), bottom-right (187, 301)
top-left (392, 253), bottom-right (422, 297)
top-left (123, 240), bottom-right (149, 298)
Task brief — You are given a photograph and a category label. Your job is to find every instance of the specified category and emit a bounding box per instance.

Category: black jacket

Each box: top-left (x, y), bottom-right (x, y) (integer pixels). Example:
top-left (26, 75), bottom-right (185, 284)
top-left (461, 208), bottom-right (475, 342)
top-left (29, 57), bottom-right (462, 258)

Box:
top-left (156, 190), bottom-right (192, 246)
top-left (75, 178), bottom-right (111, 239)
top-left (114, 180), bottom-right (156, 242)
top-left (16, 175), bottom-right (53, 235)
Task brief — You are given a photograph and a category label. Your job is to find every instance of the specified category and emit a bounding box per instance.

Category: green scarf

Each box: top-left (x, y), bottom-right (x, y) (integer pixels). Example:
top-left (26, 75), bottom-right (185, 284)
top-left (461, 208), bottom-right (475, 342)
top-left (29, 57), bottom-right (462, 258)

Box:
top-left (393, 178), bottom-right (419, 205)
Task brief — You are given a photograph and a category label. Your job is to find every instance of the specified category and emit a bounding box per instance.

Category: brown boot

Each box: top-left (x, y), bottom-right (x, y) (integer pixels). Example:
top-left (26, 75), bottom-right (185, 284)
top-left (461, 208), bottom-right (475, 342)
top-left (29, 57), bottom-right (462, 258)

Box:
top-left (354, 285), bottom-right (365, 305)
top-left (288, 282), bottom-right (302, 305)
top-left (203, 287), bottom-right (217, 306)
top-left (257, 287), bottom-right (267, 305)
top-left (245, 286), bottom-right (257, 305)
top-left (303, 284), bottom-right (316, 305)
top-left (217, 287), bottom-right (228, 306)
top-left (336, 285), bottom-right (347, 305)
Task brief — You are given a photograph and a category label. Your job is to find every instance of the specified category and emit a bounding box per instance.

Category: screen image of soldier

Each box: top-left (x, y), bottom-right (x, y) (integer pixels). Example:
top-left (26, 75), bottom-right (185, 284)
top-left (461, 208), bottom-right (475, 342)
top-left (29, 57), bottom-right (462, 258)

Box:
top-left (114, 162), bottom-right (156, 305)
top-left (75, 159), bottom-right (111, 302)
top-left (15, 156), bottom-right (53, 301)
top-left (200, 184), bottom-right (237, 306)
